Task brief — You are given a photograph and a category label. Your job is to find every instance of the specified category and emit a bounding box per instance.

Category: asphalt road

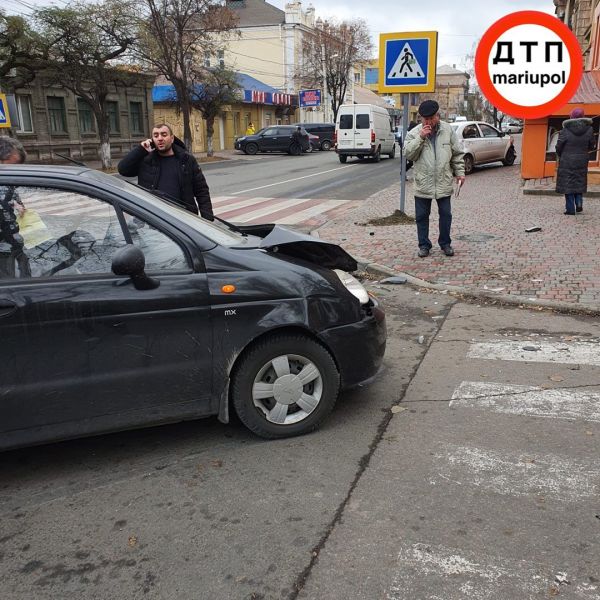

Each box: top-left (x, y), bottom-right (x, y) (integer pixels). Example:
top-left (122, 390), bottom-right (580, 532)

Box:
top-left (0, 284), bottom-right (451, 600)
top-left (201, 150), bottom-right (402, 200)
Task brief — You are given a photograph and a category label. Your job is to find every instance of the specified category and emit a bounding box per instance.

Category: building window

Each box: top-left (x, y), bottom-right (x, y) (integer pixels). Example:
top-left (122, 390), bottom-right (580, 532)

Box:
top-left (218, 49), bottom-right (225, 68)
top-left (77, 98), bottom-right (96, 133)
top-left (365, 68), bottom-right (378, 85)
top-left (129, 101), bottom-right (143, 134)
top-left (204, 51), bottom-right (211, 68)
top-left (47, 96), bottom-right (67, 133)
top-left (354, 72), bottom-right (361, 84)
top-left (107, 101), bottom-right (120, 133)
top-left (15, 95), bottom-right (33, 133)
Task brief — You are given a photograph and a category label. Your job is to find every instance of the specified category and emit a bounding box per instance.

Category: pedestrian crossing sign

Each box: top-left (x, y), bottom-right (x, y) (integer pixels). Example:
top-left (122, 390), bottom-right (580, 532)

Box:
top-left (379, 31), bottom-right (438, 93)
top-left (0, 93), bottom-right (11, 128)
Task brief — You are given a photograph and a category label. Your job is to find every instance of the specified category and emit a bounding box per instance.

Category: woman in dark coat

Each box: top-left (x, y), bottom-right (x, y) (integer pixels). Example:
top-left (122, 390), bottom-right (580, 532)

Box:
top-left (555, 107), bottom-right (596, 215)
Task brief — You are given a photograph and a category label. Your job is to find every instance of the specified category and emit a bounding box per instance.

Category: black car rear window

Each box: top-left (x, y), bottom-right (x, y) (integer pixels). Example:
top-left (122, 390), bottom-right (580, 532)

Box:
top-left (339, 115), bottom-right (353, 129)
top-left (356, 114), bottom-right (370, 129)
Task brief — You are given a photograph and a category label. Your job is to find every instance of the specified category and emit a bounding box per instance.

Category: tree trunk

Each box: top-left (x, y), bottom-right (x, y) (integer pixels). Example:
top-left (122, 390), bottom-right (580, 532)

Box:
top-left (180, 94), bottom-right (193, 152)
top-left (96, 111), bottom-right (112, 170)
top-left (206, 116), bottom-right (215, 157)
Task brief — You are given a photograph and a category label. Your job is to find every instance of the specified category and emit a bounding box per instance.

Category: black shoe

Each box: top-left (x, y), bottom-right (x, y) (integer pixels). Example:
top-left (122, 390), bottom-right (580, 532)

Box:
top-left (576, 205), bottom-right (583, 212)
top-left (418, 247), bottom-right (430, 258)
top-left (441, 246), bottom-right (455, 256)
top-left (564, 211), bottom-right (575, 215)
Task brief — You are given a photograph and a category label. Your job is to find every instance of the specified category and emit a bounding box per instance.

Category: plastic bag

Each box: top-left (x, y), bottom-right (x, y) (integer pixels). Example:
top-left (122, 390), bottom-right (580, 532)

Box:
top-left (16, 209), bottom-right (52, 248)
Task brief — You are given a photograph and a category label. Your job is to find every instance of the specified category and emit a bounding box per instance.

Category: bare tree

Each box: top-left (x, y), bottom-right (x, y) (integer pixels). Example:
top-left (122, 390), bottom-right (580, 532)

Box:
top-left (0, 10), bottom-right (47, 90)
top-left (33, 0), bottom-right (140, 169)
top-left (298, 18), bottom-right (372, 123)
top-left (134, 0), bottom-right (237, 151)
top-left (189, 66), bottom-right (241, 156)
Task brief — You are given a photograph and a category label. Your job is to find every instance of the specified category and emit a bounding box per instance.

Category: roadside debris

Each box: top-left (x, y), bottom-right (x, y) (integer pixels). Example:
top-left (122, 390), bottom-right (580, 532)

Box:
top-left (525, 226), bottom-right (542, 233)
top-left (380, 276), bottom-right (408, 285)
top-left (418, 335), bottom-right (425, 344)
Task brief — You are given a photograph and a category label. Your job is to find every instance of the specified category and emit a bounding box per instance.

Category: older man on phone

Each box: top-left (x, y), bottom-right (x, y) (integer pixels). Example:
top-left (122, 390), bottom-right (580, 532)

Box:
top-left (404, 100), bottom-right (465, 258)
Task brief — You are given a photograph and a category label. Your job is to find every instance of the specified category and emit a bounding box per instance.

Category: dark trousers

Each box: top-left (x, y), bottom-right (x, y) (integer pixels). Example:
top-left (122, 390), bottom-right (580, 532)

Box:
top-left (565, 193), bottom-right (583, 213)
top-left (415, 196), bottom-right (452, 249)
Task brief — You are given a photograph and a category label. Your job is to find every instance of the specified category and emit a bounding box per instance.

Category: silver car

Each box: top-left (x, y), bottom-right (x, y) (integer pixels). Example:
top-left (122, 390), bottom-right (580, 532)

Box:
top-left (450, 121), bottom-right (517, 175)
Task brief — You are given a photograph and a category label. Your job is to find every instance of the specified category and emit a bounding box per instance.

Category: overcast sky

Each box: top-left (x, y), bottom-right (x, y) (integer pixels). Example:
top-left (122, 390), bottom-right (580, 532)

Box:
top-left (4, 0), bottom-right (556, 68)
top-left (270, 0), bottom-right (556, 67)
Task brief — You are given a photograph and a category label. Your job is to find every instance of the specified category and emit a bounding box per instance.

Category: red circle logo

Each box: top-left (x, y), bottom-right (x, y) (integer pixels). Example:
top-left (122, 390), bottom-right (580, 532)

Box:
top-left (475, 11), bottom-right (583, 119)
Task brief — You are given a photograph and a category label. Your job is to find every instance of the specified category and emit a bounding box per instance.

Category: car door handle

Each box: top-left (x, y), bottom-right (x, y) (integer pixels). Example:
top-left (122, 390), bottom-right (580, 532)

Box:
top-left (0, 299), bottom-right (18, 318)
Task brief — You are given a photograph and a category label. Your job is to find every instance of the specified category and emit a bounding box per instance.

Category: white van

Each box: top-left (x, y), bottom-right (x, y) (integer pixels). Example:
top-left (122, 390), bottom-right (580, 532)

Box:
top-left (335, 104), bottom-right (396, 163)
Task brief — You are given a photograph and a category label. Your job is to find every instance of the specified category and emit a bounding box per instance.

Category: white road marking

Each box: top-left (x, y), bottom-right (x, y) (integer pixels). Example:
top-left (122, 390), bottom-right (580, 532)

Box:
top-left (468, 340), bottom-right (600, 366)
top-left (431, 444), bottom-right (599, 502)
top-left (450, 381), bottom-right (600, 422)
top-left (230, 164), bottom-right (356, 195)
top-left (386, 543), bottom-right (600, 600)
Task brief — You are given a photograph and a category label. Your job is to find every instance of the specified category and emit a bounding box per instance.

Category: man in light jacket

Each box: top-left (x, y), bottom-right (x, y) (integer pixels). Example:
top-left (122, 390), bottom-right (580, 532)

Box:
top-left (404, 100), bottom-right (465, 257)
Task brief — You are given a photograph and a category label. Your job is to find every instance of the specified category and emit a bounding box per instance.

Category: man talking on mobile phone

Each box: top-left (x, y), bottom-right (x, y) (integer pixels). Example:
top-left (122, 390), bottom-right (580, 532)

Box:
top-left (118, 123), bottom-right (214, 220)
top-left (403, 100), bottom-right (465, 258)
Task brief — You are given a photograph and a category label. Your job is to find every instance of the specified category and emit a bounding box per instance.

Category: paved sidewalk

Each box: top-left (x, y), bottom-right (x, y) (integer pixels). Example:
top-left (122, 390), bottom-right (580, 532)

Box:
top-left (313, 164), bottom-right (600, 311)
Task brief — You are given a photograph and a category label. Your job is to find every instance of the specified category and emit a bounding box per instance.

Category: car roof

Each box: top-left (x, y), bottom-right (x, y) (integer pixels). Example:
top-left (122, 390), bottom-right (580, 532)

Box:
top-left (0, 163), bottom-right (92, 176)
top-left (452, 121), bottom-right (498, 128)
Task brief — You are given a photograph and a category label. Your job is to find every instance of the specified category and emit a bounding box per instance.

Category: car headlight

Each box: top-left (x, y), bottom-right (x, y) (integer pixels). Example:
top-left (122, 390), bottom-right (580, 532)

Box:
top-left (333, 269), bottom-right (369, 305)
top-left (238, 136), bottom-right (246, 142)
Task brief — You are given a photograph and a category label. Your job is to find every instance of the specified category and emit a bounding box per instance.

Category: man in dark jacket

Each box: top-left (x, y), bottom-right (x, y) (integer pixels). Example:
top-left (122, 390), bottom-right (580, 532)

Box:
top-left (118, 123), bottom-right (214, 220)
top-left (555, 107), bottom-right (596, 215)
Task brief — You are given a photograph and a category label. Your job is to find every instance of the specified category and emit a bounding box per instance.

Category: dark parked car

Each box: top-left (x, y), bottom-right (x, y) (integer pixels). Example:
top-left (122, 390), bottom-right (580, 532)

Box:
top-left (292, 123), bottom-right (335, 151)
top-left (235, 125), bottom-right (312, 155)
top-left (0, 165), bottom-right (386, 450)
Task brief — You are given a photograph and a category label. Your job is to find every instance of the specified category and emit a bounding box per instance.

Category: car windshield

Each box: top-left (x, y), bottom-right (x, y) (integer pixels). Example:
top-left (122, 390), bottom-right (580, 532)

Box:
top-left (87, 172), bottom-right (251, 247)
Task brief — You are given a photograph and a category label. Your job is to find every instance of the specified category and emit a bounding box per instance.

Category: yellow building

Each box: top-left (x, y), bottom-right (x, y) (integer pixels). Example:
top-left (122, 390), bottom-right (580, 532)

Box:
top-left (220, 0), bottom-right (312, 123)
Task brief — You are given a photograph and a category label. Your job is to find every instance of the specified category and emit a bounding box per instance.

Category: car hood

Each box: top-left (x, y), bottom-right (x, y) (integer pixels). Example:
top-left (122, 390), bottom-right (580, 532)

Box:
top-left (234, 224), bottom-right (358, 272)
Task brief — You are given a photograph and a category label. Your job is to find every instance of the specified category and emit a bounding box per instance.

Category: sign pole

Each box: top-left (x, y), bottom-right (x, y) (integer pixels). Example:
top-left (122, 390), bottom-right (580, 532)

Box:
top-left (379, 30), bottom-right (437, 215)
top-left (399, 94), bottom-right (409, 214)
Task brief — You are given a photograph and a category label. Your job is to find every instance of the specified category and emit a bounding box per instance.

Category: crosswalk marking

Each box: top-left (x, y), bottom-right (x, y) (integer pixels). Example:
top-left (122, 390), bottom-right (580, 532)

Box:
top-left (431, 444), bottom-right (599, 502)
top-left (468, 340), bottom-right (600, 366)
top-left (23, 190), bottom-right (353, 227)
top-left (212, 195), bottom-right (354, 225)
top-left (450, 381), bottom-right (600, 422)
top-left (386, 543), bottom-right (600, 599)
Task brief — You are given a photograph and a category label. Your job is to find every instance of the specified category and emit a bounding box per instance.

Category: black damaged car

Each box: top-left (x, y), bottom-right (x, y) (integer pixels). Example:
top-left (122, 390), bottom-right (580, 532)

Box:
top-left (235, 125), bottom-right (312, 155)
top-left (0, 165), bottom-right (386, 449)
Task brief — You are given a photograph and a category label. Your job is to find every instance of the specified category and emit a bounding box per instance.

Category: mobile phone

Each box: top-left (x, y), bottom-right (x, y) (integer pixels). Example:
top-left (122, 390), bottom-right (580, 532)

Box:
top-left (149, 140), bottom-right (156, 150)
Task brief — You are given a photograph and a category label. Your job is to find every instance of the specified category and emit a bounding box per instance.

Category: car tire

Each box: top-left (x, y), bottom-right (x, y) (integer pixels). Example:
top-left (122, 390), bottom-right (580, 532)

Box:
top-left (245, 142), bottom-right (258, 155)
top-left (357, 155), bottom-right (365, 161)
top-left (373, 148), bottom-right (381, 163)
top-left (230, 334), bottom-right (340, 439)
top-left (502, 146), bottom-right (516, 166)
top-left (464, 154), bottom-right (474, 175)
top-left (321, 140), bottom-right (332, 151)
top-left (388, 145), bottom-right (396, 159)
top-left (339, 154), bottom-right (347, 163)
top-left (289, 142), bottom-right (302, 156)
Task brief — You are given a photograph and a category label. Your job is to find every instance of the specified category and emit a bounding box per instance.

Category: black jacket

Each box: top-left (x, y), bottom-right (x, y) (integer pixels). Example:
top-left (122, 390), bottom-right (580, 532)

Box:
top-left (118, 138), bottom-right (214, 219)
top-left (555, 118), bottom-right (596, 194)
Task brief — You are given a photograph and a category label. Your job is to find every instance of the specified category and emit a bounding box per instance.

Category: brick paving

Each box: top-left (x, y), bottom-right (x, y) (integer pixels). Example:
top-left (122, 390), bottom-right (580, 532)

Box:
top-left (313, 163), bottom-right (600, 309)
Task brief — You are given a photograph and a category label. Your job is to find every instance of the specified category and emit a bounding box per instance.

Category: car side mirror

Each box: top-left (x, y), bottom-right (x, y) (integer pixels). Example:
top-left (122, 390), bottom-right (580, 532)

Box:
top-left (499, 132), bottom-right (505, 137)
top-left (112, 245), bottom-right (160, 290)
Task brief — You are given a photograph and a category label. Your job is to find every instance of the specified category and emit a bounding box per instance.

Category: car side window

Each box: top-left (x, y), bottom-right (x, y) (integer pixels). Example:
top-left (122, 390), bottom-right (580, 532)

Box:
top-left (0, 185), bottom-right (126, 280)
top-left (263, 128), bottom-right (277, 136)
top-left (356, 114), bottom-right (370, 129)
top-left (480, 124), bottom-right (500, 138)
top-left (339, 115), bottom-right (353, 129)
top-left (462, 125), bottom-right (480, 139)
top-left (123, 211), bottom-right (190, 272)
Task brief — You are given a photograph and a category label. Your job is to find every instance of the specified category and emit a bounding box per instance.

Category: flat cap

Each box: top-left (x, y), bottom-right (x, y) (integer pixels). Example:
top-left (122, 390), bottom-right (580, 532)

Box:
top-left (418, 100), bottom-right (439, 117)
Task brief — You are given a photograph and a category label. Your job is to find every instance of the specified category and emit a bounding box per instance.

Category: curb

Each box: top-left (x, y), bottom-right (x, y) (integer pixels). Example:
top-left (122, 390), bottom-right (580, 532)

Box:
top-left (357, 259), bottom-right (600, 317)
